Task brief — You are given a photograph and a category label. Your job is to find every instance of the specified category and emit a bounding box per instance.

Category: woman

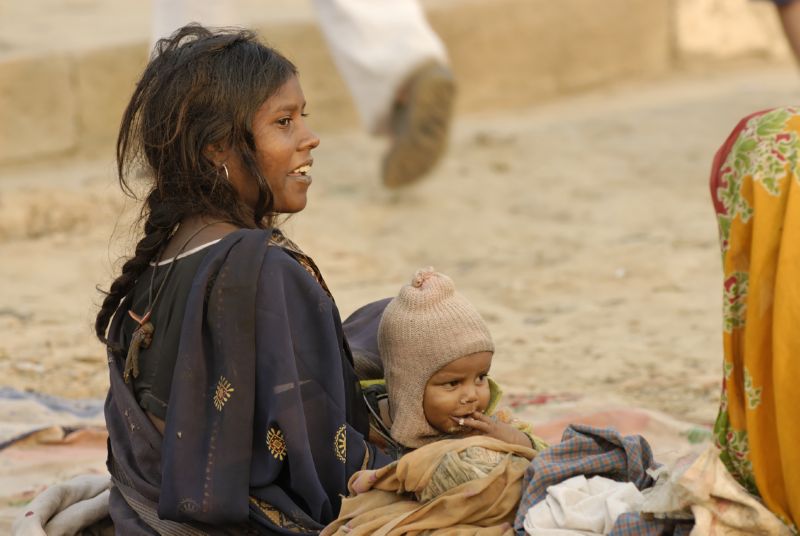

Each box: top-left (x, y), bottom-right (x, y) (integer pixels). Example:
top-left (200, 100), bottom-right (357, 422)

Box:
top-left (96, 25), bottom-right (389, 534)
top-left (710, 106), bottom-right (800, 531)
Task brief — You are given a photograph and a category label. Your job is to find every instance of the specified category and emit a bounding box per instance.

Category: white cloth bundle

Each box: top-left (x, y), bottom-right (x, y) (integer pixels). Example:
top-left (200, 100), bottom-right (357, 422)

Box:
top-left (524, 475), bottom-right (645, 535)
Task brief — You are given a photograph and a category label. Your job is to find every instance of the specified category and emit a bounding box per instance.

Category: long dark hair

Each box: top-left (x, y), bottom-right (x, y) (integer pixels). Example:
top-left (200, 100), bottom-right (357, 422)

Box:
top-left (95, 24), bottom-right (297, 344)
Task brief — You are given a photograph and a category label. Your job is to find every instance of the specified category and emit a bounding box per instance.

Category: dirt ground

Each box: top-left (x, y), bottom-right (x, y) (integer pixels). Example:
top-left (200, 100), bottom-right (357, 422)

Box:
top-left (1, 63), bottom-right (798, 428)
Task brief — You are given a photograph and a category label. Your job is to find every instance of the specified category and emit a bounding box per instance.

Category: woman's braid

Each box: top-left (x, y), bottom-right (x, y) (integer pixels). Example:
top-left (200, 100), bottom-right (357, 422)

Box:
top-left (95, 192), bottom-right (181, 344)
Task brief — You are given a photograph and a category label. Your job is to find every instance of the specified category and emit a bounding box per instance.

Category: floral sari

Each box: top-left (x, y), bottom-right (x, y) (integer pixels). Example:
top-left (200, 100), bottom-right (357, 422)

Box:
top-left (710, 107), bottom-right (800, 532)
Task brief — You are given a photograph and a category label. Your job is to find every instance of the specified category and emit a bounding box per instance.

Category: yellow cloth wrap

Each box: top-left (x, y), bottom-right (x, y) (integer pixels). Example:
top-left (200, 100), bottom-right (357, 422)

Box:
top-left (710, 107), bottom-right (800, 532)
top-left (321, 436), bottom-right (535, 535)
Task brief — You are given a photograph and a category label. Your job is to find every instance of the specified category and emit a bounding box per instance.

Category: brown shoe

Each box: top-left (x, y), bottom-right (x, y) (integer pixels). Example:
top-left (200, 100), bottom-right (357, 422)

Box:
top-left (382, 62), bottom-right (456, 188)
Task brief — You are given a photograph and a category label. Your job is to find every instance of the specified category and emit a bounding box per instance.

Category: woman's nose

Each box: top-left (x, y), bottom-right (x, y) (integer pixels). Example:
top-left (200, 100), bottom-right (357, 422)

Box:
top-left (300, 122), bottom-right (320, 151)
top-left (305, 130), bottom-right (320, 150)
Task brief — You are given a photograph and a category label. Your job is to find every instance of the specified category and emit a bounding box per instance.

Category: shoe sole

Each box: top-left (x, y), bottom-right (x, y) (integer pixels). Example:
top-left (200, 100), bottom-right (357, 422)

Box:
top-left (382, 64), bottom-right (456, 189)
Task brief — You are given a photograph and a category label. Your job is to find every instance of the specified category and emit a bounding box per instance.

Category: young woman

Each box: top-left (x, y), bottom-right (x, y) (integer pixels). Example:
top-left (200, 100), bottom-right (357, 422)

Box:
top-left (96, 25), bottom-right (389, 534)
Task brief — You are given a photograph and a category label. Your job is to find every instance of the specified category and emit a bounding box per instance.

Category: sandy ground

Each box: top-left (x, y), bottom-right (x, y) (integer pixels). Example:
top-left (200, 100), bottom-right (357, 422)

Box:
top-left (1, 64), bottom-right (798, 432)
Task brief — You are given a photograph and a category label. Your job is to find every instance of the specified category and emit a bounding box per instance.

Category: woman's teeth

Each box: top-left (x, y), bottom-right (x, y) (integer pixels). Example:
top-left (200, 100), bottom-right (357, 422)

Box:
top-left (291, 164), bottom-right (311, 175)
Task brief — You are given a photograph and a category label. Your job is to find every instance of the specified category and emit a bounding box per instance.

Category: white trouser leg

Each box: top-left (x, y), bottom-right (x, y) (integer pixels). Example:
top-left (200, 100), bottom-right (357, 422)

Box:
top-left (311, 0), bottom-right (449, 134)
top-left (151, 0), bottom-right (238, 50)
top-left (151, 0), bottom-right (449, 134)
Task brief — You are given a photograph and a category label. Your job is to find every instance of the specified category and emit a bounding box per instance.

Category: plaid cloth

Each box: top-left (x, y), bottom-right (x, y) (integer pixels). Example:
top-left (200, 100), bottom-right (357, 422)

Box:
top-left (514, 424), bottom-right (693, 535)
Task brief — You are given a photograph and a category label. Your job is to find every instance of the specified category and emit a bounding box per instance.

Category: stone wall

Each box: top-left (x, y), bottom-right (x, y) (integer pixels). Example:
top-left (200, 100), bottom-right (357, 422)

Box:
top-left (0, 0), bottom-right (793, 169)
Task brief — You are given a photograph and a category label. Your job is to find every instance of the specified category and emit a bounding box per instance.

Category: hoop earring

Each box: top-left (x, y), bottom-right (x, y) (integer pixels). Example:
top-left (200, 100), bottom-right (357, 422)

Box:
top-left (222, 163), bottom-right (230, 181)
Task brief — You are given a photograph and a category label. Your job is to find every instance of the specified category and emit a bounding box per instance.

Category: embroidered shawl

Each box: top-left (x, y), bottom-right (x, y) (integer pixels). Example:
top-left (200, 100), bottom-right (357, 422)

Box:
top-left (105, 229), bottom-right (388, 534)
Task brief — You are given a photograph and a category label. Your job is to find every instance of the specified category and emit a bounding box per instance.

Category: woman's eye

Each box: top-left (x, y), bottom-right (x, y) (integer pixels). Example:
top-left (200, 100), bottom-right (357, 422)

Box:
top-left (277, 117), bottom-right (291, 126)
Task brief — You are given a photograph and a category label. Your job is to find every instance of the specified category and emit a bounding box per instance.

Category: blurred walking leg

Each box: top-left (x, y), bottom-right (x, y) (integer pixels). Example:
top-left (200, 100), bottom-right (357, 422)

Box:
top-left (312, 0), bottom-right (456, 188)
top-left (775, 0), bottom-right (800, 63)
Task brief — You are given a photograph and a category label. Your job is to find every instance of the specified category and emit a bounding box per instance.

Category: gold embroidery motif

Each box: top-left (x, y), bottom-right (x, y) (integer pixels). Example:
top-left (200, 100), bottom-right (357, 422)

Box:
top-left (213, 376), bottom-right (234, 411)
top-left (249, 497), bottom-right (308, 533)
top-left (334, 424), bottom-right (347, 463)
top-left (267, 427), bottom-right (287, 461)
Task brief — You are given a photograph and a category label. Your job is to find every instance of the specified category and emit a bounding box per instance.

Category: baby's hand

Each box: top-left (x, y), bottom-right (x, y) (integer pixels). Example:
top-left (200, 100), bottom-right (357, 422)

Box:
top-left (350, 469), bottom-right (379, 495)
top-left (453, 411), bottom-right (532, 448)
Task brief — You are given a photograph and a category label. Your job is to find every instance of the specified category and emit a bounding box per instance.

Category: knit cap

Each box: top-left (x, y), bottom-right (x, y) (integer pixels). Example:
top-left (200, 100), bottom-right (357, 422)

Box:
top-left (378, 267), bottom-right (494, 448)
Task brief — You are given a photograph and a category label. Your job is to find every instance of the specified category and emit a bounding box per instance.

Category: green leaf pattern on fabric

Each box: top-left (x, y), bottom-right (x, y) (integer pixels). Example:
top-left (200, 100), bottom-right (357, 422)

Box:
top-left (718, 386), bottom-right (729, 413)
top-left (754, 107), bottom-right (793, 137)
top-left (744, 367), bottom-right (763, 410)
top-left (723, 272), bottom-right (748, 333)
top-left (715, 409), bottom-right (758, 495)
top-left (716, 108), bottom-right (799, 254)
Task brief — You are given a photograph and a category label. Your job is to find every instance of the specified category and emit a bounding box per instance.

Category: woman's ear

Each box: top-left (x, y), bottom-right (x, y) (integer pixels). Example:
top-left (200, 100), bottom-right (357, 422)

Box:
top-left (202, 142), bottom-right (230, 167)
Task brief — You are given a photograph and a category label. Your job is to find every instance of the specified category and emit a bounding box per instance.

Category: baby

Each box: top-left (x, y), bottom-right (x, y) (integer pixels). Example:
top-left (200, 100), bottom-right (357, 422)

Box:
top-left (362, 267), bottom-right (546, 457)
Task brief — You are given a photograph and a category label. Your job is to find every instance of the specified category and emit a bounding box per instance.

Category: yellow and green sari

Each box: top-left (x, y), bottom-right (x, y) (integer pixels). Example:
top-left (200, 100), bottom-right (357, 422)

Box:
top-left (710, 107), bottom-right (800, 532)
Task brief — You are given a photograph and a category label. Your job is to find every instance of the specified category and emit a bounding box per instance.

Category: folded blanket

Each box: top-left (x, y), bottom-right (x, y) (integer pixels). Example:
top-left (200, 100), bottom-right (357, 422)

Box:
top-left (11, 474), bottom-right (111, 536)
top-left (322, 436), bottom-right (537, 535)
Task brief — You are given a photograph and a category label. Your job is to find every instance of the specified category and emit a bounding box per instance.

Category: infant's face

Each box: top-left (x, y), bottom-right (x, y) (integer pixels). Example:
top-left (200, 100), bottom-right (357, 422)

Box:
top-left (422, 351), bottom-right (493, 434)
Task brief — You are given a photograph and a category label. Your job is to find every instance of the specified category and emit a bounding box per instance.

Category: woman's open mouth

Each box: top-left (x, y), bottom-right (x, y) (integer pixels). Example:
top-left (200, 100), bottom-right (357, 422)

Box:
top-left (288, 163), bottom-right (312, 184)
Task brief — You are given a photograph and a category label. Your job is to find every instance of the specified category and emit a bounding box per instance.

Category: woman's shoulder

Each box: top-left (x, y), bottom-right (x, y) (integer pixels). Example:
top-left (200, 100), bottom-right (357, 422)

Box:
top-left (214, 228), bottom-right (295, 264)
top-left (205, 228), bottom-right (327, 298)
top-left (199, 228), bottom-right (297, 277)
top-left (262, 239), bottom-right (317, 280)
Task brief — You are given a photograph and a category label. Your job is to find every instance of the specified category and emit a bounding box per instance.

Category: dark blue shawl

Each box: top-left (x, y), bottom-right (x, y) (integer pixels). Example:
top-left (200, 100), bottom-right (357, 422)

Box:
top-left (105, 229), bottom-right (388, 534)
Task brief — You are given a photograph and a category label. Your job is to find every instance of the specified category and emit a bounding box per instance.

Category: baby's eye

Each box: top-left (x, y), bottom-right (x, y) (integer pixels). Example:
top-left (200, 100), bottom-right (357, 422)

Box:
top-left (476, 374), bottom-right (488, 384)
top-left (444, 380), bottom-right (460, 388)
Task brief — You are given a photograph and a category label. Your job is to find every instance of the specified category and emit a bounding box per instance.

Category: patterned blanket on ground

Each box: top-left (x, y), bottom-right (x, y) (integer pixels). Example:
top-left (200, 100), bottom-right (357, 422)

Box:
top-left (0, 389), bottom-right (711, 533)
